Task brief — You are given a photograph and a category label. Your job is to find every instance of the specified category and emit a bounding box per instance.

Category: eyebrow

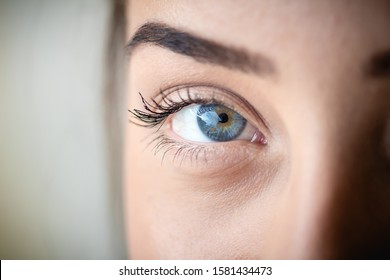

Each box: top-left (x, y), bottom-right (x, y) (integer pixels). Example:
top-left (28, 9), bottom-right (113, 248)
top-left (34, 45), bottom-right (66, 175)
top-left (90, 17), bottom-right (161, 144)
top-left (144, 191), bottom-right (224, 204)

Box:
top-left (127, 22), bottom-right (276, 76)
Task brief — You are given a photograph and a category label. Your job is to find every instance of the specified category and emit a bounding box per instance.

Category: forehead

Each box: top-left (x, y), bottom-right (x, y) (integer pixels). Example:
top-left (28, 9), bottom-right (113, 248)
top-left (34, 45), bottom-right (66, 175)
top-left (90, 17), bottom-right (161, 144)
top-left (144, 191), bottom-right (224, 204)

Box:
top-left (129, 0), bottom-right (390, 53)
top-left (128, 0), bottom-right (390, 89)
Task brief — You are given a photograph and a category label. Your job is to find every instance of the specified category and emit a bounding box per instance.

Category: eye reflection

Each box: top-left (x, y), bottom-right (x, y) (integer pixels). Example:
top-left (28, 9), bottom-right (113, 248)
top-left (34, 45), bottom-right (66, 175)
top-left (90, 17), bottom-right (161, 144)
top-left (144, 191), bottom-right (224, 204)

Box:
top-left (197, 104), bottom-right (247, 141)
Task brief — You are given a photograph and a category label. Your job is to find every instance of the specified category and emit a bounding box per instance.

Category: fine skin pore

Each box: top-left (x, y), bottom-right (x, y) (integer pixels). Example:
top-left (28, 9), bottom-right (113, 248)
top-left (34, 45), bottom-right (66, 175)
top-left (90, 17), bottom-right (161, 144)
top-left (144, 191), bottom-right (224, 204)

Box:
top-left (125, 0), bottom-right (390, 259)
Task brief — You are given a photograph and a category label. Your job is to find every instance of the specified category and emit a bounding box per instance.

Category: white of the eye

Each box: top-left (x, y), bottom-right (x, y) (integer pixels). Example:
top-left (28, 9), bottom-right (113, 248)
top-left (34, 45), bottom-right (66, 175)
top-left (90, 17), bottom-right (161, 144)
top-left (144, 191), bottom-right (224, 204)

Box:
top-left (171, 104), bottom-right (260, 143)
top-left (171, 104), bottom-right (214, 143)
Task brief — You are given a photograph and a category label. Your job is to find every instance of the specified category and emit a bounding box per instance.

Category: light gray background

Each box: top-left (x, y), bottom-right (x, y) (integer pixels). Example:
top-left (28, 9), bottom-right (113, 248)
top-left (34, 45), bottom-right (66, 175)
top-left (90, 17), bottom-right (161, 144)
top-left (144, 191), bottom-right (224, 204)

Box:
top-left (0, 0), bottom-right (127, 259)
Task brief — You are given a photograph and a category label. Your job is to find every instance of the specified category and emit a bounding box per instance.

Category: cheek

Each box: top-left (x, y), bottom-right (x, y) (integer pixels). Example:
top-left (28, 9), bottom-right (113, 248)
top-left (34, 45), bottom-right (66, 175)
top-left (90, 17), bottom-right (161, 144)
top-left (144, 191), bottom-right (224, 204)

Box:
top-left (125, 125), bottom-right (281, 259)
top-left (127, 174), bottom-right (273, 259)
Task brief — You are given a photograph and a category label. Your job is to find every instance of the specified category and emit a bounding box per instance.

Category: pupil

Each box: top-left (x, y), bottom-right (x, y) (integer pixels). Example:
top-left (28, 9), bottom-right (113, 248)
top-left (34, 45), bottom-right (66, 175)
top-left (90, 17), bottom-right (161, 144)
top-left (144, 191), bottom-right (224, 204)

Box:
top-left (218, 113), bottom-right (229, 123)
top-left (196, 104), bottom-right (247, 142)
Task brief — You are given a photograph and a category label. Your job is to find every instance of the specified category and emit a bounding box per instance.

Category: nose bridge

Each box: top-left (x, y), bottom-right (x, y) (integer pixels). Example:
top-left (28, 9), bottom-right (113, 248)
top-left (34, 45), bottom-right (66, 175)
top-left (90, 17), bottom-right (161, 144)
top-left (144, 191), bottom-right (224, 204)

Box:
top-left (287, 125), bottom-right (357, 258)
top-left (284, 98), bottom-right (389, 259)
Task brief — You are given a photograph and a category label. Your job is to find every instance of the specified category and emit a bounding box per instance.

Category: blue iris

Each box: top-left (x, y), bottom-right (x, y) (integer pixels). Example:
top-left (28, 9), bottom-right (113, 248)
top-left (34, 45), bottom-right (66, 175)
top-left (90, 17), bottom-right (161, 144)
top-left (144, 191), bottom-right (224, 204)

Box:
top-left (196, 104), bottom-right (247, 141)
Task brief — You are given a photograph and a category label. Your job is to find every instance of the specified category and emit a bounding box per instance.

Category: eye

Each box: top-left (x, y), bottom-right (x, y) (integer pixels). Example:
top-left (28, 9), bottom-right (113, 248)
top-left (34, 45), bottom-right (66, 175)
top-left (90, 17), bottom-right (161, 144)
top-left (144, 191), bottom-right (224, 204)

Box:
top-left (171, 103), bottom-right (264, 143)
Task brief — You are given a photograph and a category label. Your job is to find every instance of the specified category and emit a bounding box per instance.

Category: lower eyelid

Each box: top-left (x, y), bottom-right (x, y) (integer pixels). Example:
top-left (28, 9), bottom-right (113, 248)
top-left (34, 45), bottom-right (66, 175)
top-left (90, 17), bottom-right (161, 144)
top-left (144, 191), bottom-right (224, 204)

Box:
top-left (131, 84), bottom-right (271, 167)
top-left (149, 131), bottom-right (265, 172)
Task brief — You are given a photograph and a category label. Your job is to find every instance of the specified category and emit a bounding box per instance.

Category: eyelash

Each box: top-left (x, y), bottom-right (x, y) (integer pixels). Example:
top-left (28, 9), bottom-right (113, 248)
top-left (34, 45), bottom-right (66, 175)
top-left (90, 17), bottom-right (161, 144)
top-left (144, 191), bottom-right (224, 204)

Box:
top-left (128, 86), bottom-right (265, 164)
top-left (128, 88), bottom-right (211, 164)
top-left (149, 134), bottom-right (207, 166)
top-left (129, 88), bottom-right (210, 128)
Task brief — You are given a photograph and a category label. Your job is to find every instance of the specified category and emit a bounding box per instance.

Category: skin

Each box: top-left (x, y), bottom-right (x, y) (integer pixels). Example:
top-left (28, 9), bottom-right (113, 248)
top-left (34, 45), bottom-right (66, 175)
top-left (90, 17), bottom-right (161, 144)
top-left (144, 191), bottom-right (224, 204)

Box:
top-left (124, 0), bottom-right (390, 259)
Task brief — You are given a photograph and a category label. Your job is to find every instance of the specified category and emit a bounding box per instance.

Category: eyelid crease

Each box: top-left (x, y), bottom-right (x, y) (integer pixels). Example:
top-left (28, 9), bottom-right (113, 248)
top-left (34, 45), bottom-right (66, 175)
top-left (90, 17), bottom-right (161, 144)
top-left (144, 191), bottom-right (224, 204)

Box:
top-left (128, 84), bottom-right (272, 147)
top-left (128, 85), bottom-right (272, 166)
top-left (154, 83), bottom-right (272, 133)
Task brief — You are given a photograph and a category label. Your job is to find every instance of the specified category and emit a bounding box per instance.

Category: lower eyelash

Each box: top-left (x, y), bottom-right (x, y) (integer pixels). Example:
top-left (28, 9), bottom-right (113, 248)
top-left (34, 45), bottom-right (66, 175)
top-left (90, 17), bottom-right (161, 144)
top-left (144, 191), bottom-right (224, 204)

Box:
top-left (148, 134), bottom-right (207, 165)
top-left (128, 85), bottom-right (267, 165)
top-left (128, 89), bottom-right (211, 165)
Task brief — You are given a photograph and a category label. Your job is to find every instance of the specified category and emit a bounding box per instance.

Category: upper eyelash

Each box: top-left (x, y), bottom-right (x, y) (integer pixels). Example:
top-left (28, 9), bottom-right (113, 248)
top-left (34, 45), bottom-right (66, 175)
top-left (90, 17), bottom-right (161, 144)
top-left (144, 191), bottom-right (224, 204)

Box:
top-left (128, 84), bottom-right (271, 136)
top-left (128, 92), bottom-right (183, 128)
top-left (128, 85), bottom-right (269, 164)
top-left (128, 89), bottom-right (209, 128)
top-left (128, 89), bottom-right (210, 164)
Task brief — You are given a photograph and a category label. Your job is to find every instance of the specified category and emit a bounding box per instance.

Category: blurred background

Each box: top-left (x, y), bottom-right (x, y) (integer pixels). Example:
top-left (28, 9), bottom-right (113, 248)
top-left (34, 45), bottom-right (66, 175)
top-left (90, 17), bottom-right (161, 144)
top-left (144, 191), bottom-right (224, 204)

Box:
top-left (0, 0), bottom-right (127, 259)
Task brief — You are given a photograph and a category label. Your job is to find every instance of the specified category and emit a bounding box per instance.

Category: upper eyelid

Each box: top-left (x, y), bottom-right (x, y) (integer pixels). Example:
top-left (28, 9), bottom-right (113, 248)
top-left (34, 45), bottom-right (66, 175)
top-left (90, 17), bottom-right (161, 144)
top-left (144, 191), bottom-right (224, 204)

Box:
top-left (157, 84), bottom-right (272, 133)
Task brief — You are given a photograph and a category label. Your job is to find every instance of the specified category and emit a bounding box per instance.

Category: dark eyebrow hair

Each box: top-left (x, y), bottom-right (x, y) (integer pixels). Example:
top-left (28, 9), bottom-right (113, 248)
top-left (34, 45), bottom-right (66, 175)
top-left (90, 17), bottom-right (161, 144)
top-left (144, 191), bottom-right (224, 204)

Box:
top-left (127, 22), bottom-right (276, 76)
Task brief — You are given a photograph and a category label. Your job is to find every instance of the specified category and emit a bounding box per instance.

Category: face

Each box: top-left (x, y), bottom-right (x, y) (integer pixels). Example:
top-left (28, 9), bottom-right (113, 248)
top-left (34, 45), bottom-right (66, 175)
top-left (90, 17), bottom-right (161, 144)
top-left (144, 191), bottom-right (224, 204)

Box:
top-left (124, 0), bottom-right (390, 259)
